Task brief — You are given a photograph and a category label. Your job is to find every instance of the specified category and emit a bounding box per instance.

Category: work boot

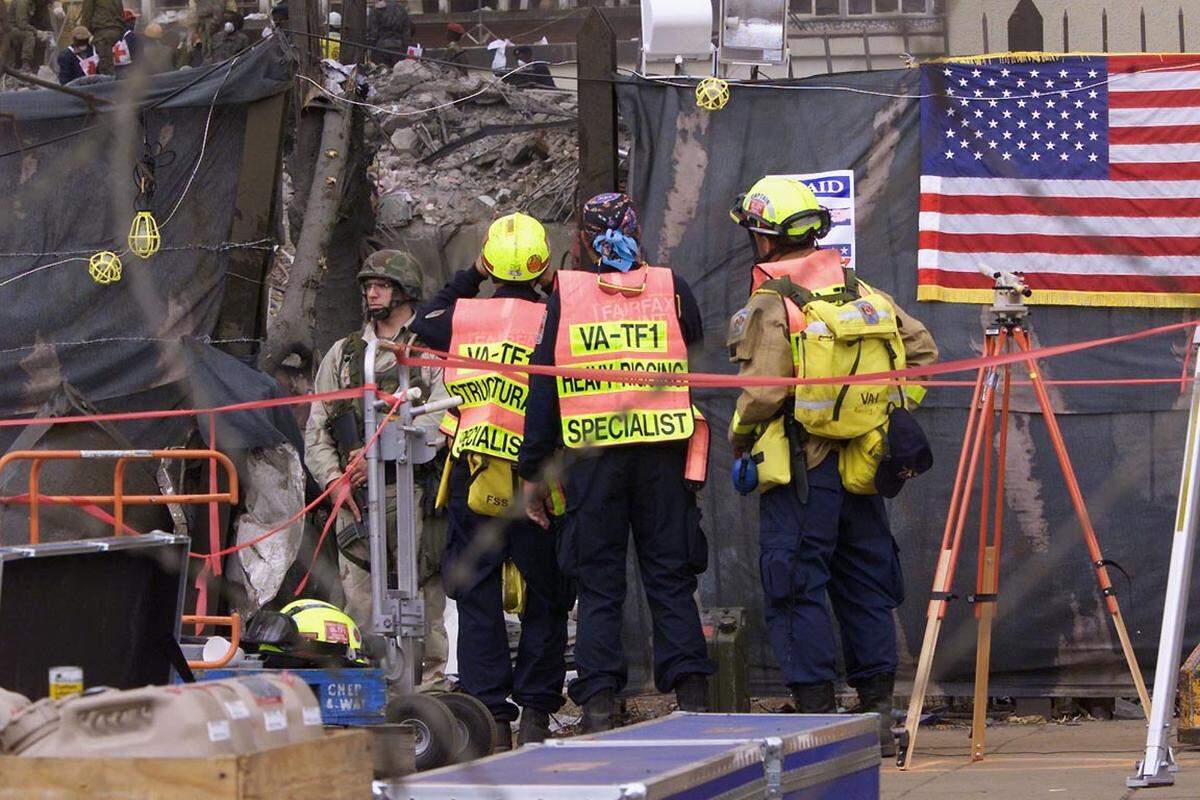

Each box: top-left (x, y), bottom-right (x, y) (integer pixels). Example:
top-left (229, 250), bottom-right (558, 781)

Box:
top-left (493, 718), bottom-right (513, 753)
top-left (789, 681), bottom-right (837, 713)
top-left (674, 674), bottom-right (710, 713)
top-left (517, 708), bottom-right (551, 745)
top-left (849, 672), bottom-right (897, 758)
top-left (581, 690), bottom-right (615, 733)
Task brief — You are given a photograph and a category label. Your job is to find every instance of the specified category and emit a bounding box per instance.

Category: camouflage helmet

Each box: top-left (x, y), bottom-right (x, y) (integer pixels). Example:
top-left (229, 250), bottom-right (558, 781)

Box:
top-left (357, 249), bottom-right (424, 301)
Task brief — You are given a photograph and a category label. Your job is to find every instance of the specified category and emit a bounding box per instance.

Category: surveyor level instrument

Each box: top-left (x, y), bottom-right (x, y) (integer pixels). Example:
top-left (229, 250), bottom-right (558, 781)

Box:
top-left (896, 267), bottom-right (1151, 771)
top-left (1127, 327), bottom-right (1200, 788)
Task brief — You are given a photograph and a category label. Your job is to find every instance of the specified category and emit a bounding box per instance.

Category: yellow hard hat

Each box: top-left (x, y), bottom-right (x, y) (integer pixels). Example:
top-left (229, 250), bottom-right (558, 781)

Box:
top-left (258, 599), bottom-right (368, 666)
top-left (730, 176), bottom-right (831, 241)
top-left (479, 212), bottom-right (549, 283)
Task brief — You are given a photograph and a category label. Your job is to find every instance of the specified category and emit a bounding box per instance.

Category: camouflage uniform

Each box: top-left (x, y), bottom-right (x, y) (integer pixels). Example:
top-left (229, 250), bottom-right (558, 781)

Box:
top-left (78, 0), bottom-right (122, 74)
top-left (304, 251), bottom-right (451, 691)
top-left (7, 0), bottom-right (36, 72)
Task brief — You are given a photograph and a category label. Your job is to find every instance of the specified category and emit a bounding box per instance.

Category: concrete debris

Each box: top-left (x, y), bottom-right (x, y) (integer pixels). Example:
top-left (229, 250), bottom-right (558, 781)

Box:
top-left (365, 60), bottom-right (578, 227)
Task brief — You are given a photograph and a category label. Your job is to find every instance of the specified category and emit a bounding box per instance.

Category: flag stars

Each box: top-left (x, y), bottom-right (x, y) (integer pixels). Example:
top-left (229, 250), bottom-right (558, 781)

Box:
top-left (1002, 152), bottom-right (1012, 160)
top-left (1001, 68), bottom-right (1011, 77)
top-left (945, 149), bottom-right (954, 159)
top-left (974, 129), bottom-right (984, 138)
top-left (1002, 130), bottom-right (1012, 139)
top-left (974, 151), bottom-right (983, 159)
top-left (1046, 140), bottom-right (1056, 150)
top-left (1002, 90), bottom-right (1012, 98)
top-left (1031, 110), bottom-right (1042, 119)
top-left (1074, 80), bottom-right (1083, 87)
top-left (988, 118), bottom-right (999, 128)
top-left (972, 69), bottom-right (982, 77)
top-left (988, 99), bottom-right (998, 107)
top-left (1017, 78), bottom-right (1026, 87)
top-left (1087, 69), bottom-right (1097, 78)
top-left (1088, 153), bottom-right (1098, 161)
top-left (960, 138), bottom-right (970, 148)
top-left (1017, 99), bottom-right (1027, 108)
top-left (1089, 110), bottom-right (1099, 119)
top-left (1047, 99), bottom-right (1056, 108)
top-left (1088, 90), bottom-right (1098, 98)
top-left (1047, 120), bottom-right (1056, 129)
top-left (988, 139), bottom-right (998, 148)
top-left (987, 78), bottom-right (997, 86)
top-left (1031, 152), bottom-right (1041, 160)
top-left (1045, 79), bottom-right (1055, 88)
top-left (1002, 109), bottom-right (1012, 118)
top-left (946, 128), bottom-right (956, 137)
top-left (1058, 69), bottom-right (1068, 78)
top-left (1031, 69), bottom-right (1040, 77)
top-left (974, 108), bottom-right (984, 118)
top-left (1017, 141), bottom-right (1027, 150)
top-left (1075, 121), bottom-right (1084, 129)
top-left (1060, 131), bottom-right (1069, 140)
top-left (1061, 110), bottom-right (1069, 119)
top-left (1031, 90), bottom-right (1042, 98)
top-left (1074, 141), bottom-right (1084, 150)
top-left (1017, 119), bottom-right (1027, 128)
top-left (974, 89), bottom-right (984, 97)
top-left (959, 77), bottom-right (968, 86)
top-left (1031, 131), bottom-right (1041, 140)
top-left (1088, 131), bottom-right (1099, 140)
top-left (1075, 100), bottom-right (1084, 108)
top-left (1060, 152), bottom-right (1069, 161)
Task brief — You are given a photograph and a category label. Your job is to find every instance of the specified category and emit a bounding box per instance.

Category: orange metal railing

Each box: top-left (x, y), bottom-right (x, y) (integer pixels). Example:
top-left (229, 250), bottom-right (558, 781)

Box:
top-left (182, 613), bottom-right (243, 670)
top-left (0, 449), bottom-right (238, 544)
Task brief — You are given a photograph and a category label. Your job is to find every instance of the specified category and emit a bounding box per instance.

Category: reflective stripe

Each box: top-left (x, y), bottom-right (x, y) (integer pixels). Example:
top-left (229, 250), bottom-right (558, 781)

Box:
top-left (794, 399), bottom-right (836, 410)
top-left (905, 384), bottom-right (927, 407)
top-left (561, 408), bottom-right (694, 448)
top-left (444, 297), bottom-right (545, 460)
top-left (555, 267), bottom-right (694, 448)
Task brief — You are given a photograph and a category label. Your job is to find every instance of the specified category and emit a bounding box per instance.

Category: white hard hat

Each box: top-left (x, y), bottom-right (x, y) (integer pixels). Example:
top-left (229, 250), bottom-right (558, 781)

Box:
top-left (328, 11), bottom-right (341, 27)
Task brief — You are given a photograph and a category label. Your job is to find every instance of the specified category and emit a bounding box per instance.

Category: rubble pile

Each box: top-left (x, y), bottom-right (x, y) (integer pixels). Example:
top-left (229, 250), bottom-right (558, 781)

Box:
top-left (364, 58), bottom-right (579, 229)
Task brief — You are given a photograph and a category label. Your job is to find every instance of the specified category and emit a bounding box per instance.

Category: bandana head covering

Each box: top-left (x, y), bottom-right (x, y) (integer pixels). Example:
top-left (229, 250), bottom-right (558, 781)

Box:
top-left (582, 193), bottom-right (641, 272)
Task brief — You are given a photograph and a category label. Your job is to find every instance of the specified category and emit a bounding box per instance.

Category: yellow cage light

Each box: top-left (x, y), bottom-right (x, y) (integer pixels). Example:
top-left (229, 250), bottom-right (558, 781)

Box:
top-left (128, 210), bottom-right (162, 259)
top-left (88, 251), bottom-right (123, 285)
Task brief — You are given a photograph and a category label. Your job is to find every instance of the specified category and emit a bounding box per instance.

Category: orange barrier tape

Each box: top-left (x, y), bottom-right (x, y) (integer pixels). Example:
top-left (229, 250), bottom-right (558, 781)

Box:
top-left (390, 317), bottom-right (1200, 389)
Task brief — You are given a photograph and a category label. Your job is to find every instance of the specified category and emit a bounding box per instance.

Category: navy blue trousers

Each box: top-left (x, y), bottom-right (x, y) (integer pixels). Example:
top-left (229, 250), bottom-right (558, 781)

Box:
top-left (560, 444), bottom-right (714, 704)
top-left (759, 456), bottom-right (905, 686)
top-left (444, 459), bottom-right (571, 722)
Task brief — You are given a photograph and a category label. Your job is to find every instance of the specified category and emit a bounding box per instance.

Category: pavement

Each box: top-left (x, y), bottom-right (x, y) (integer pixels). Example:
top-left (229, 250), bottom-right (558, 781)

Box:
top-left (882, 720), bottom-right (1200, 800)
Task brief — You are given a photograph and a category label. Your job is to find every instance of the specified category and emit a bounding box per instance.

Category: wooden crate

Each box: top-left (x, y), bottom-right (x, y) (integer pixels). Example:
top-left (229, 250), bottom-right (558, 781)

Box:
top-left (0, 729), bottom-right (372, 800)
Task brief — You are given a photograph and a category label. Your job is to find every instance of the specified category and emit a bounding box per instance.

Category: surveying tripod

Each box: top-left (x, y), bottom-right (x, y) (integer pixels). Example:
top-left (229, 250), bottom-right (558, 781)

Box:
top-left (897, 268), bottom-right (1151, 770)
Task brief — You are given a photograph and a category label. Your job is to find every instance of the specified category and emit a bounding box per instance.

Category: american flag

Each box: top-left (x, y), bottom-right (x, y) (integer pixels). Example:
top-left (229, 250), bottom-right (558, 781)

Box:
top-left (918, 55), bottom-right (1200, 308)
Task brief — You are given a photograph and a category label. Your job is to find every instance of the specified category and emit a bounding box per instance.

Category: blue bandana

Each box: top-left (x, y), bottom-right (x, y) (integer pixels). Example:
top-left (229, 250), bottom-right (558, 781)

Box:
top-left (592, 229), bottom-right (640, 273)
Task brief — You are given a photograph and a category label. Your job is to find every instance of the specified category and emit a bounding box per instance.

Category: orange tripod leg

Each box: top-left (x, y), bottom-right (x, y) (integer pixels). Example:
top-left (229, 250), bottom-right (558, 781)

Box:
top-left (1012, 327), bottom-right (1152, 718)
top-left (899, 332), bottom-right (1005, 770)
top-left (971, 359), bottom-right (1012, 761)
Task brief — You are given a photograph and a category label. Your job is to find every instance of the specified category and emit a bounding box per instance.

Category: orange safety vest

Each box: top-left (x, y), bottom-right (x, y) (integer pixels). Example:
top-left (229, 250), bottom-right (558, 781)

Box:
top-left (443, 297), bottom-right (546, 461)
top-left (554, 266), bottom-right (694, 449)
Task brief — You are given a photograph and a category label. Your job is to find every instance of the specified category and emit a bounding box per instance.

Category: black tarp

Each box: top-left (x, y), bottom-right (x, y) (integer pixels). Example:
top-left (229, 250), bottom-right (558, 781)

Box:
top-left (0, 39), bottom-right (292, 418)
top-left (617, 70), bottom-right (1197, 695)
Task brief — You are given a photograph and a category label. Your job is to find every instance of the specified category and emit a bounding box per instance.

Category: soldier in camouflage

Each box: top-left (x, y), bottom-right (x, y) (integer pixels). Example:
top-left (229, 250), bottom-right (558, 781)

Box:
top-left (305, 249), bottom-right (451, 691)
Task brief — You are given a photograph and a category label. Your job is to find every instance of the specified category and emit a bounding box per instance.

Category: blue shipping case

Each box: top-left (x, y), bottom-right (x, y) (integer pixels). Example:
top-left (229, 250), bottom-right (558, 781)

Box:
top-left (570, 712), bottom-right (880, 799)
top-left (391, 740), bottom-right (766, 800)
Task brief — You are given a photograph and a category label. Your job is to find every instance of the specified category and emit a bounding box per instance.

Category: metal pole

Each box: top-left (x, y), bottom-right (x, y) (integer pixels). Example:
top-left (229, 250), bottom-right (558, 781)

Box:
top-left (393, 345), bottom-right (421, 692)
top-left (363, 340), bottom-right (392, 645)
top-left (1128, 328), bottom-right (1200, 787)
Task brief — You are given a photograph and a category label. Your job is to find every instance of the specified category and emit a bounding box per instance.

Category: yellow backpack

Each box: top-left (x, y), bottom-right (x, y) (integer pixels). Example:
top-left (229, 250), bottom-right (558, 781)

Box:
top-left (763, 276), bottom-right (906, 440)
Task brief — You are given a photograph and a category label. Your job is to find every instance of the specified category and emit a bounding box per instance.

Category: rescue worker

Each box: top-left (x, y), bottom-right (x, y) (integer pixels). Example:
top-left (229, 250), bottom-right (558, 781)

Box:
top-left (321, 10), bottom-right (340, 60)
top-left (442, 21), bottom-right (468, 69)
top-left (504, 44), bottom-right (555, 89)
top-left (78, 0), bottom-right (122, 74)
top-left (57, 25), bottom-right (98, 84)
top-left (207, 9), bottom-right (248, 62)
top-left (6, 0), bottom-right (37, 73)
top-left (112, 8), bottom-right (136, 78)
top-left (366, 0), bottom-right (412, 67)
top-left (411, 213), bottom-right (571, 749)
top-left (304, 250), bottom-right (452, 692)
top-left (726, 176), bottom-right (938, 756)
top-left (517, 193), bottom-right (714, 732)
